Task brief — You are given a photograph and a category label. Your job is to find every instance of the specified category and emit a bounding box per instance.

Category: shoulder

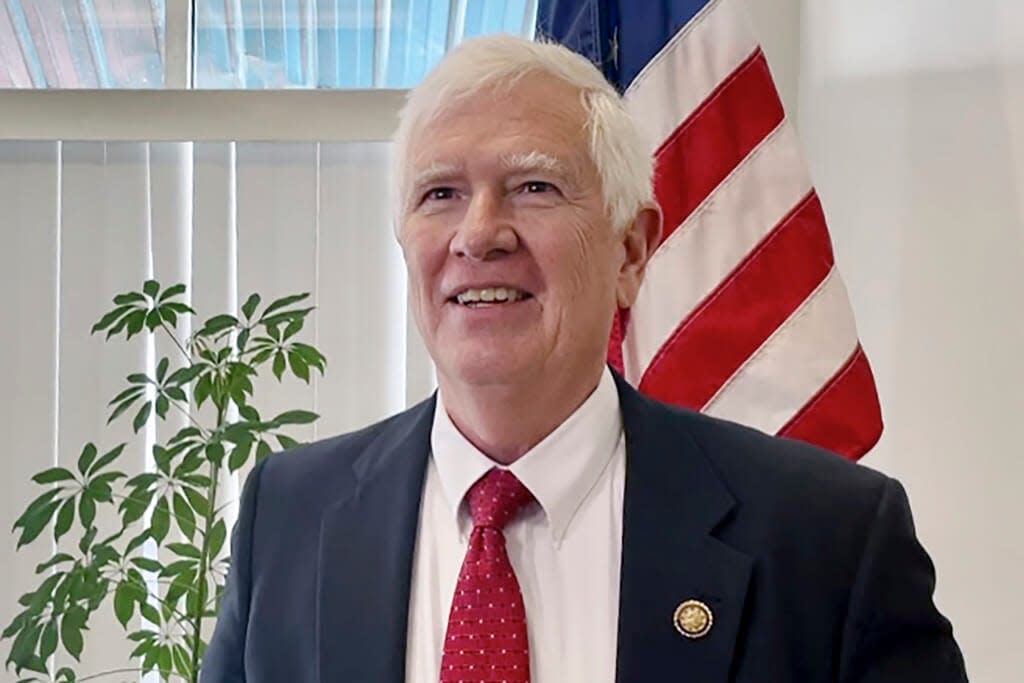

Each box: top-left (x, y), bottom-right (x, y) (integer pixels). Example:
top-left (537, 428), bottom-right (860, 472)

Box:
top-left (635, 393), bottom-right (895, 533)
top-left (251, 397), bottom-right (434, 500)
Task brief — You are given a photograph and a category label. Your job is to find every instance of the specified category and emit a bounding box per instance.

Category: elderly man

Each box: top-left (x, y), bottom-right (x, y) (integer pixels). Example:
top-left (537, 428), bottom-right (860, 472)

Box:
top-left (203, 35), bottom-right (967, 682)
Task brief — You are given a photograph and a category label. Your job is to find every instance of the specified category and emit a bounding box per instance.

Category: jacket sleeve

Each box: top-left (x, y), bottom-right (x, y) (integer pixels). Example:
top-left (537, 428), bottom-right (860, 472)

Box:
top-left (200, 459), bottom-right (269, 683)
top-left (838, 477), bottom-right (968, 682)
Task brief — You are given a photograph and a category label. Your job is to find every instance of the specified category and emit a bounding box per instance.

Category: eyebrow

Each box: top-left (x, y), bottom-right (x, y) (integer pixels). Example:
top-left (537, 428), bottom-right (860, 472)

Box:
top-left (499, 151), bottom-right (578, 183)
top-left (411, 160), bottom-right (459, 188)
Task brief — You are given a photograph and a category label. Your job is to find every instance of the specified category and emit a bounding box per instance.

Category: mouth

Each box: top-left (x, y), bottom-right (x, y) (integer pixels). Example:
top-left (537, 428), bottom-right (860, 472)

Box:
top-left (449, 286), bottom-right (534, 307)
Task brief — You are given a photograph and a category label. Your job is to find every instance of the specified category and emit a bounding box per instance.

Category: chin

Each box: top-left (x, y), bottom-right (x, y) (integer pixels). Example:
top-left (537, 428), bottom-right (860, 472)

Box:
top-left (441, 346), bottom-right (531, 388)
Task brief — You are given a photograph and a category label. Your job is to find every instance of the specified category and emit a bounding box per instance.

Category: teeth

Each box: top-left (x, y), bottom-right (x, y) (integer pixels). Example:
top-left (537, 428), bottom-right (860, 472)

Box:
top-left (456, 287), bottom-right (526, 305)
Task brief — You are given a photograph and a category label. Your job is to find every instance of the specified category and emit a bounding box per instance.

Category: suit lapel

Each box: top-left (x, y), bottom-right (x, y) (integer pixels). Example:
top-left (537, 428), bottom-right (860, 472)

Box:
top-left (614, 375), bottom-right (753, 683)
top-left (317, 398), bottom-right (436, 683)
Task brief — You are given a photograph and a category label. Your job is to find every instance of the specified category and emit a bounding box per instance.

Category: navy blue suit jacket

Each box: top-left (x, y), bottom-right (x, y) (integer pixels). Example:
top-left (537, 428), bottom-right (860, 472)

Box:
top-left (202, 374), bottom-right (967, 682)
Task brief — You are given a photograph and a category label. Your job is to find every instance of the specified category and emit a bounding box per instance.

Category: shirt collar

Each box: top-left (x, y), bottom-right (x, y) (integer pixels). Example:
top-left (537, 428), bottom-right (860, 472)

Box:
top-left (430, 366), bottom-right (623, 546)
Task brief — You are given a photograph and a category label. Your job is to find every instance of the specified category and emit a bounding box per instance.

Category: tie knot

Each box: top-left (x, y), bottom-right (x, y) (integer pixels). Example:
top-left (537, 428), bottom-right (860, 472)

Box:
top-left (467, 469), bottom-right (534, 530)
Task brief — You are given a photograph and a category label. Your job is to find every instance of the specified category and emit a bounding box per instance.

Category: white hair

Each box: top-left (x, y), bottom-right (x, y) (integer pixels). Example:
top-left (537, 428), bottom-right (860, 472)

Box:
top-left (392, 34), bottom-right (654, 234)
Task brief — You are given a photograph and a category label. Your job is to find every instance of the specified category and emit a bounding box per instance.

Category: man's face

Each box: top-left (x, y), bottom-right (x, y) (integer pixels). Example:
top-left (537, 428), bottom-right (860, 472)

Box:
top-left (398, 74), bottom-right (645, 391)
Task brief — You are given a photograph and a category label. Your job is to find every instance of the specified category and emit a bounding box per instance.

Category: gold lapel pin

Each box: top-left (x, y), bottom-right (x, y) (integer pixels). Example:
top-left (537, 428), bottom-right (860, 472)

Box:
top-left (673, 599), bottom-right (713, 639)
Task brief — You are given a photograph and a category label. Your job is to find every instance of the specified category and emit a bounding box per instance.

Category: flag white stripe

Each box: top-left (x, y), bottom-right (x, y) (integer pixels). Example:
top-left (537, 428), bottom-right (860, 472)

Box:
top-left (623, 121), bottom-right (812, 383)
top-left (702, 268), bottom-right (859, 434)
top-left (624, 0), bottom-right (758, 157)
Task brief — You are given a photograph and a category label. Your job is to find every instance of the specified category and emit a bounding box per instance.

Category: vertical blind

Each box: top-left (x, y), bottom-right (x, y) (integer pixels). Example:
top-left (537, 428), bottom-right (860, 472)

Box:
top-left (0, 139), bottom-right (433, 674)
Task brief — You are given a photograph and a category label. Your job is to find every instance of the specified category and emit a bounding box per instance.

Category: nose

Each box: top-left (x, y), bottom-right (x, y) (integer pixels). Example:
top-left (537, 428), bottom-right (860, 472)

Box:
top-left (450, 191), bottom-right (518, 261)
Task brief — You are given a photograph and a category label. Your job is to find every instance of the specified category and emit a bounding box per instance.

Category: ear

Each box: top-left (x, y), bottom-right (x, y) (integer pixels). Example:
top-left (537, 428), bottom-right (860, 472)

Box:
top-left (615, 204), bottom-right (663, 308)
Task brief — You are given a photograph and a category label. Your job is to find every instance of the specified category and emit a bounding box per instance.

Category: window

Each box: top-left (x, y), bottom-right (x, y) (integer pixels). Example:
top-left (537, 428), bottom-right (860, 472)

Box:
top-left (0, 1), bottom-right (537, 89)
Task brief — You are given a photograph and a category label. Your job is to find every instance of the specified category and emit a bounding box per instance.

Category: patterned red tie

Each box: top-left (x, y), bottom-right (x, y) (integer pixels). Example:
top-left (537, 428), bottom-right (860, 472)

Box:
top-left (440, 468), bottom-right (535, 683)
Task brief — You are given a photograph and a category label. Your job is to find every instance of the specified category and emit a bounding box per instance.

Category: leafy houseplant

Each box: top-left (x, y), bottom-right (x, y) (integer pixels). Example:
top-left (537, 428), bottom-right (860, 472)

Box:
top-left (3, 281), bottom-right (327, 682)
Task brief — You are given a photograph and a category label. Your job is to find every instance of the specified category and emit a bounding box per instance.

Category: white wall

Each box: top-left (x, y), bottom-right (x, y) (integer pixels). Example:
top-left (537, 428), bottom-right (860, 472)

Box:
top-left (796, 2), bottom-right (1024, 680)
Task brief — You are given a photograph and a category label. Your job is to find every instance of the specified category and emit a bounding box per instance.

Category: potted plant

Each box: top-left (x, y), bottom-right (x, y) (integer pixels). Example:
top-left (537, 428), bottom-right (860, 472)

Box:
top-left (3, 281), bottom-right (327, 682)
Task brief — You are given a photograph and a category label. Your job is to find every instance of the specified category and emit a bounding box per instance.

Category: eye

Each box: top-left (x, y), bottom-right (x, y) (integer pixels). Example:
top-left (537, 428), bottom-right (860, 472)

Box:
top-left (423, 187), bottom-right (457, 202)
top-left (520, 181), bottom-right (556, 194)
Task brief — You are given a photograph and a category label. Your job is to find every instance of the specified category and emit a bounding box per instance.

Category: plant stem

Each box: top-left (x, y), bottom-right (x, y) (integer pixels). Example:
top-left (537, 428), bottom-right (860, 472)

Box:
top-left (159, 320), bottom-right (192, 363)
top-left (189, 406), bottom-right (225, 683)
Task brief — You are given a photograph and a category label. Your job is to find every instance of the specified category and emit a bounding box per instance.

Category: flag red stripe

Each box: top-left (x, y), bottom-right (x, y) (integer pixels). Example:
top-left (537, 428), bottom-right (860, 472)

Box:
top-left (778, 346), bottom-right (884, 459)
top-left (638, 192), bottom-right (835, 408)
top-left (654, 48), bottom-right (784, 245)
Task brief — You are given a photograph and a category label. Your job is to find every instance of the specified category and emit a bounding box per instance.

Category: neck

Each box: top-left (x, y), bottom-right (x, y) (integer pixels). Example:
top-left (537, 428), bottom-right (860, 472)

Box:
top-left (438, 362), bottom-right (606, 465)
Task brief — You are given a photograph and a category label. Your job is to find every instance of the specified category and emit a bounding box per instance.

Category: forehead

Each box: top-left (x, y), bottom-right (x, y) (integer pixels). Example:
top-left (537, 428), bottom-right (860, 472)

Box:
top-left (408, 74), bottom-right (591, 168)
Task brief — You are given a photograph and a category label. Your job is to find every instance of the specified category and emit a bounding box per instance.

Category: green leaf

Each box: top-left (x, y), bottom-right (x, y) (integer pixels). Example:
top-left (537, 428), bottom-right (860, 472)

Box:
top-left (114, 291), bottom-right (147, 306)
top-left (292, 342), bottom-right (327, 371)
top-left (132, 401), bottom-right (153, 433)
top-left (131, 557), bottom-right (163, 573)
top-left (161, 559), bottom-right (196, 578)
top-left (126, 529), bottom-right (151, 554)
top-left (17, 498), bottom-right (62, 548)
top-left (261, 307), bottom-right (315, 328)
top-left (157, 282), bottom-right (187, 302)
top-left (9, 620), bottom-right (42, 671)
top-left (164, 301), bottom-right (196, 315)
top-left (167, 364), bottom-right (204, 386)
top-left (78, 526), bottom-right (97, 554)
top-left (139, 600), bottom-right (160, 625)
top-left (145, 308), bottom-right (162, 331)
top-left (206, 442), bottom-right (225, 465)
top-left (288, 351), bottom-right (311, 383)
top-left (54, 498), bottom-right (75, 542)
top-left (109, 384), bottom-right (145, 404)
top-left (173, 643), bottom-right (192, 679)
top-left (236, 327), bottom-right (251, 352)
top-left (121, 487), bottom-right (155, 526)
top-left (194, 374), bottom-right (211, 408)
top-left (260, 292), bottom-right (310, 319)
top-left (256, 439), bottom-right (273, 465)
top-left (241, 293), bottom-right (261, 319)
top-left (125, 310), bottom-right (147, 339)
top-left (209, 519), bottom-right (228, 558)
top-left (77, 443), bottom-right (98, 475)
top-left (142, 279), bottom-right (160, 298)
top-left (227, 440), bottom-right (252, 472)
top-left (155, 394), bottom-right (170, 419)
top-left (14, 488), bottom-right (62, 527)
top-left (276, 434), bottom-right (301, 450)
top-left (105, 308), bottom-right (137, 339)
top-left (272, 351), bottom-right (286, 380)
top-left (32, 467), bottom-right (76, 485)
top-left (156, 357), bottom-right (170, 382)
top-left (173, 493), bottom-right (196, 540)
top-left (78, 494), bottom-right (96, 530)
top-left (55, 666), bottom-right (77, 683)
top-left (183, 487), bottom-right (209, 516)
top-left (151, 497), bottom-right (170, 544)
top-left (39, 618), bottom-right (58, 660)
top-left (165, 386), bottom-right (187, 402)
top-left (35, 553), bottom-right (74, 574)
top-left (238, 404), bottom-right (260, 421)
top-left (166, 542), bottom-right (201, 559)
top-left (283, 316), bottom-right (304, 339)
top-left (158, 305), bottom-right (178, 327)
top-left (91, 305), bottom-right (134, 334)
top-left (113, 582), bottom-right (135, 628)
top-left (108, 395), bottom-right (142, 424)
top-left (272, 409), bottom-right (319, 426)
top-left (87, 443), bottom-right (125, 476)
top-left (169, 426), bottom-right (203, 445)
top-left (60, 609), bottom-right (85, 660)
top-left (200, 314), bottom-right (238, 335)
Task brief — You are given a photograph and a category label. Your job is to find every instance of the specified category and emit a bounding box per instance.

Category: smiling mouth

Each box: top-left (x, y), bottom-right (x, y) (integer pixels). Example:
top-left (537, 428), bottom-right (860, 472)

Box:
top-left (450, 287), bottom-right (533, 307)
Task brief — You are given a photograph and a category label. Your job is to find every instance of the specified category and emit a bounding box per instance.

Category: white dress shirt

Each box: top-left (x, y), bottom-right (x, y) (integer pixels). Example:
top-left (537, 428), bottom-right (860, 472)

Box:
top-left (405, 367), bottom-right (626, 683)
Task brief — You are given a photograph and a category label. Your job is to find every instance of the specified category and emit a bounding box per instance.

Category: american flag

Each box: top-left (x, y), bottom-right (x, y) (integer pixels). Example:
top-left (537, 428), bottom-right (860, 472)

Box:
top-left (538, 0), bottom-right (883, 460)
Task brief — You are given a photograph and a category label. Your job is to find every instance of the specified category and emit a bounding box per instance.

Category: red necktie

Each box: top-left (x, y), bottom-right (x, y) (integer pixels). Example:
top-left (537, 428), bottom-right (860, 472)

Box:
top-left (440, 468), bottom-right (535, 683)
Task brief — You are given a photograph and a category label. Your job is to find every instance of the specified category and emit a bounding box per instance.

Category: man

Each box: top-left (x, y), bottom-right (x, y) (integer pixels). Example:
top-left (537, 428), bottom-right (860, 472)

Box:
top-left (203, 35), bottom-right (967, 682)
